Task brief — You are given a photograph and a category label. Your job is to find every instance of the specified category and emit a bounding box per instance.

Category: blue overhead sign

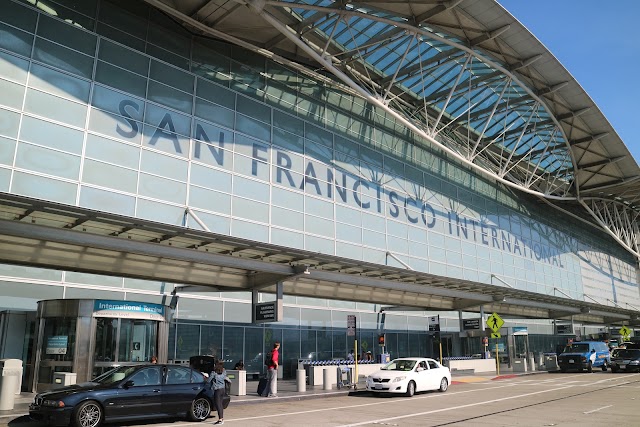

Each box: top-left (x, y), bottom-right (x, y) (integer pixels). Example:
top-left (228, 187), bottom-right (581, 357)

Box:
top-left (93, 300), bottom-right (165, 320)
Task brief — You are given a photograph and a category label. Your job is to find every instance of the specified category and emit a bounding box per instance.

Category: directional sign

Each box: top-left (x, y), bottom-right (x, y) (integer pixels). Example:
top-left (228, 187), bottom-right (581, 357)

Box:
top-left (619, 326), bottom-right (631, 336)
top-left (491, 332), bottom-right (501, 339)
top-left (347, 315), bottom-right (357, 337)
top-left (486, 312), bottom-right (504, 333)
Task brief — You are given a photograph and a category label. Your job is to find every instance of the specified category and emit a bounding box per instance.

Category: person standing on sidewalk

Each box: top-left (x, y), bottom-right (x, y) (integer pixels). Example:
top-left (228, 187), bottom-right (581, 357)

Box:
top-left (262, 341), bottom-right (280, 397)
top-left (209, 361), bottom-right (228, 425)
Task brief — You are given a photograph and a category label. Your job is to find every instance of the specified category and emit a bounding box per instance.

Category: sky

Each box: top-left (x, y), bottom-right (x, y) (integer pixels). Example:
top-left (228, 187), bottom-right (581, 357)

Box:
top-left (498, 0), bottom-right (640, 164)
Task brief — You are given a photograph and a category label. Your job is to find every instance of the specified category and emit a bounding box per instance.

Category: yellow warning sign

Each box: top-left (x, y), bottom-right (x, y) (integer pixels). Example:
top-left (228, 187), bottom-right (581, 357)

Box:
top-left (487, 312), bottom-right (504, 333)
top-left (491, 332), bottom-right (501, 339)
top-left (619, 326), bottom-right (631, 336)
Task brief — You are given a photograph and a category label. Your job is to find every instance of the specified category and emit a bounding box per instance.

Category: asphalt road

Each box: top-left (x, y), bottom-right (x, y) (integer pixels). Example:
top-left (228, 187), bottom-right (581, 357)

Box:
top-left (5, 372), bottom-right (640, 427)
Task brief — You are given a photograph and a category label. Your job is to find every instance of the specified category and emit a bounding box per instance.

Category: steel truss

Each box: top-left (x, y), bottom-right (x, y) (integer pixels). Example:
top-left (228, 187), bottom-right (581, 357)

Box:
top-left (145, 0), bottom-right (639, 261)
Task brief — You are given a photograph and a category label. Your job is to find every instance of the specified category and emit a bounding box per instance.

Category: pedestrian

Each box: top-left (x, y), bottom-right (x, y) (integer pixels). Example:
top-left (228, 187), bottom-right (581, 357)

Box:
top-left (150, 355), bottom-right (157, 364)
top-left (589, 349), bottom-right (597, 367)
top-left (234, 359), bottom-right (245, 370)
top-left (262, 341), bottom-right (280, 397)
top-left (346, 350), bottom-right (354, 361)
top-left (209, 361), bottom-right (227, 425)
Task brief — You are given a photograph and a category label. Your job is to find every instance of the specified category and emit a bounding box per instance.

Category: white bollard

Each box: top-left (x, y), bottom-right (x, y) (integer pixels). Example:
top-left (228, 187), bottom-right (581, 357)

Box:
top-left (323, 367), bottom-right (332, 390)
top-left (296, 369), bottom-right (306, 392)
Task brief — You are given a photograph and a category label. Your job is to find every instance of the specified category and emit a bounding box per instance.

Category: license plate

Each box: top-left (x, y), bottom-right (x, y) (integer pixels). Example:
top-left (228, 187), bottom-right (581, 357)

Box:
top-left (620, 364), bottom-right (626, 369)
top-left (375, 384), bottom-right (382, 389)
top-left (568, 359), bottom-right (574, 363)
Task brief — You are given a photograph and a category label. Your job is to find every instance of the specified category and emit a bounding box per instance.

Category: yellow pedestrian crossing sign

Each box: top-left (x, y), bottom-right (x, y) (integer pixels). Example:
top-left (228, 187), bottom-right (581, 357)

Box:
top-left (619, 326), bottom-right (631, 336)
top-left (487, 312), bottom-right (504, 333)
top-left (491, 332), bottom-right (501, 339)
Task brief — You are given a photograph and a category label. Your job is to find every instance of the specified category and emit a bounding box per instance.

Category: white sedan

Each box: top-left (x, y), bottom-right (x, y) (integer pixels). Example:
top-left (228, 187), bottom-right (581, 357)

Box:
top-left (365, 357), bottom-right (451, 397)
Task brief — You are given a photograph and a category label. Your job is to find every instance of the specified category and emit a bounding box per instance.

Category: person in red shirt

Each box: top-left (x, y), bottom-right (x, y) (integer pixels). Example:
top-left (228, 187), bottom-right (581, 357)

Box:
top-left (262, 341), bottom-right (280, 397)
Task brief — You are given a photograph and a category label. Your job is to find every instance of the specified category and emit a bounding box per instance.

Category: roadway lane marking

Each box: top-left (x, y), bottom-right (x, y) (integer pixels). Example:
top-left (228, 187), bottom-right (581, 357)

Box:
top-left (584, 405), bottom-right (612, 414)
top-left (337, 385), bottom-right (577, 427)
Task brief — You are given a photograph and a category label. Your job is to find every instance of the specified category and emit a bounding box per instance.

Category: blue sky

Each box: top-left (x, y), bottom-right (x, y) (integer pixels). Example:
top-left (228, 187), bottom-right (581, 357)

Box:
top-left (498, 0), bottom-right (640, 163)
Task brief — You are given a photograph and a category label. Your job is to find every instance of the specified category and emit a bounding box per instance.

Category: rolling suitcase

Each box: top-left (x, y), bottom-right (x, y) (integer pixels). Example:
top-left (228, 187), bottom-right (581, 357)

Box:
top-left (257, 377), bottom-right (268, 396)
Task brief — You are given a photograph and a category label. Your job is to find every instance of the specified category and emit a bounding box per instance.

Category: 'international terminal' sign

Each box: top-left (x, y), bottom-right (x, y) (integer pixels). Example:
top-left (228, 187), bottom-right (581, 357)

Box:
top-left (93, 300), bottom-right (165, 321)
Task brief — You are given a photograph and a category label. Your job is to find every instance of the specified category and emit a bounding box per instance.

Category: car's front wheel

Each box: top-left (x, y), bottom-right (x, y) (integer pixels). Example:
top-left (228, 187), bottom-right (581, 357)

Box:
top-left (405, 381), bottom-right (415, 397)
top-left (74, 400), bottom-right (103, 427)
top-left (188, 396), bottom-right (211, 422)
top-left (439, 378), bottom-right (449, 392)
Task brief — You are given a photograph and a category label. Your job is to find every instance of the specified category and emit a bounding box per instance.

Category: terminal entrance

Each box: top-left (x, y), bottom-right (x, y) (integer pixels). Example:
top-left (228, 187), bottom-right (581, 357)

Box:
top-left (31, 299), bottom-right (170, 392)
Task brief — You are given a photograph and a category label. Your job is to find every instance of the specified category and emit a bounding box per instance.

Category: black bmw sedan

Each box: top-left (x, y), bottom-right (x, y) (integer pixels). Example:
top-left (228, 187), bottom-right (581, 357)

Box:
top-left (29, 364), bottom-right (230, 427)
top-left (610, 349), bottom-right (640, 372)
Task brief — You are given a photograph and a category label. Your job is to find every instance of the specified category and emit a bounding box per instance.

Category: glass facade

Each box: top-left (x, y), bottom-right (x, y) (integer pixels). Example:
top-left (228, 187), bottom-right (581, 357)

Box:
top-left (0, 0), bottom-right (638, 372)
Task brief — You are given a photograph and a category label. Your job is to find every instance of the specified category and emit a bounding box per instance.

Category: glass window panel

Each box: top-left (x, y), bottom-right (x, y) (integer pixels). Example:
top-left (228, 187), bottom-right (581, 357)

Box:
top-left (20, 116), bottom-right (84, 154)
top-left (305, 215), bottom-right (334, 237)
top-left (140, 149), bottom-right (188, 182)
top-left (79, 185), bottom-right (135, 216)
top-left (362, 212), bottom-right (386, 232)
top-left (98, 0), bottom-right (149, 40)
top-left (24, 89), bottom-right (87, 128)
top-left (0, 51), bottom-right (29, 83)
top-left (0, 108), bottom-right (20, 138)
top-left (147, 23), bottom-right (190, 58)
top-left (88, 109), bottom-right (142, 145)
top-left (305, 140), bottom-right (332, 164)
top-left (194, 98), bottom-right (234, 129)
top-left (231, 218), bottom-right (268, 242)
top-left (305, 123), bottom-right (332, 148)
top-left (0, 22), bottom-right (34, 57)
top-left (234, 152), bottom-right (268, 181)
top-left (273, 109), bottom-right (303, 136)
top-left (95, 60), bottom-right (147, 98)
top-left (336, 222), bottom-right (361, 244)
top-left (1, 1), bottom-right (37, 32)
top-left (335, 204), bottom-right (361, 226)
top-left (305, 234), bottom-right (334, 255)
top-left (271, 206), bottom-right (303, 230)
top-left (37, 15), bottom-right (96, 55)
top-left (273, 127), bottom-right (303, 154)
top-left (123, 278), bottom-right (167, 292)
top-left (65, 271), bottom-right (122, 287)
top-left (95, 22), bottom-right (146, 52)
top-left (15, 142), bottom-right (80, 179)
top-left (12, 171), bottom-right (77, 204)
top-left (0, 168), bottom-right (10, 191)
top-left (136, 198), bottom-right (184, 225)
top-left (224, 301), bottom-right (251, 323)
top-left (196, 78), bottom-right (235, 109)
top-left (305, 196), bottom-right (333, 219)
top-left (98, 39), bottom-right (149, 76)
top-left (92, 85), bottom-right (144, 121)
top-left (271, 186), bottom-right (303, 211)
top-left (85, 133), bottom-right (140, 169)
top-left (29, 63), bottom-right (91, 103)
top-left (188, 209), bottom-right (230, 234)
top-left (236, 114), bottom-right (270, 143)
top-left (145, 44), bottom-right (189, 70)
top-left (82, 159), bottom-right (138, 193)
top-left (33, 37), bottom-right (93, 78)
top-left (0, 136), bottom-right (16, 166)
top-left (190, 163), bottom-right (231, 192)
top-left (149, 60), bottom-right (193, 93)
top-left (362, 229), bottom-right (385, 248)
top-left (174, 323), bottom-right (200, 359)
top-left (221, 326), bottom-right (243, 370)
top-left (0, 78), bottom-right (24, 109)
top-left (141, 124), bottom-right (189, 158)
top-left (336, 241), bottom-right (363, 259)
top-left (147, 80), bottom-right (192, 114)
top-left (234, 175), bottom-right (269, 203)
top-left (232, 197), bottom-right (268, 222)
top-left (271, 227), bottom-right (303, 248)
top-left (237, 95), bottom-right (270, 124)
top-left (138, 173), bottom-right (186, 204)
top-left (188, 186), bottom-right (231, 215)
top-left (66, 286), bottom-right (123, 300)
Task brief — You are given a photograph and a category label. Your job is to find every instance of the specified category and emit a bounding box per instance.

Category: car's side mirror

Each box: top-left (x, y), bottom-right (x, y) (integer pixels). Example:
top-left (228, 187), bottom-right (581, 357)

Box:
top-left (123, 380), bottom-right (135, 389)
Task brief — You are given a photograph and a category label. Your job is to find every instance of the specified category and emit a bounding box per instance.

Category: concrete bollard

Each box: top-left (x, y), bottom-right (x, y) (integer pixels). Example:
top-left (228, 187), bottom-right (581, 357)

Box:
top-left (323, 367), bottom-right (332, 390)
top-left (296, 369), bottom-right (306, 392)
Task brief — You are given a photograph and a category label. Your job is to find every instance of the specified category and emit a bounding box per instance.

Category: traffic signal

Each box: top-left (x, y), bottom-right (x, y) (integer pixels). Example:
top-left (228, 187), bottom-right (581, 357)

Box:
top-left (378, 334), bottom-right (385, 346)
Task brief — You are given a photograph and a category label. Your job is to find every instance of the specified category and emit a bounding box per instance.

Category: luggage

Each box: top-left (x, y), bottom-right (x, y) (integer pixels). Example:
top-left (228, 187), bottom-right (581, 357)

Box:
top-left (257, 377), bottom-right (268, 396)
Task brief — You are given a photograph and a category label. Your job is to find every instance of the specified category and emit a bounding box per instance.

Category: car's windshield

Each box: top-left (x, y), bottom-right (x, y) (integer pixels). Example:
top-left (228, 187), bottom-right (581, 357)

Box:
top-left (92, 366), bottom-right (139, 385)
top-left (563, 344), bottom-right (589, 353)
top-left (616, 349), bottom-right (640, 359)
top-left (381, 360), bottom-right (417, 371)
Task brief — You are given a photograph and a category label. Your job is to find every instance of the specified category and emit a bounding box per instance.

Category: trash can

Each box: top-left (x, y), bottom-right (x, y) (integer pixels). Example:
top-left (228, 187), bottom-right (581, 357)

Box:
top-left (512, 357), bottom-right (527, 373)
top-left (0, 359), bottom-right (23, 411)
top-left (544, 354), bottom-right (559, 371)
top-left (52, 372), bottom-right (77, 389)
top-left (227, 370), bottom-right (246, 396)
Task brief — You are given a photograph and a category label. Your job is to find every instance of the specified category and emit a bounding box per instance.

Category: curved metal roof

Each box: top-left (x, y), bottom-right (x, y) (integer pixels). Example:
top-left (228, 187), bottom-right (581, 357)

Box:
top-left (144, 0), bottom-right (639, 259)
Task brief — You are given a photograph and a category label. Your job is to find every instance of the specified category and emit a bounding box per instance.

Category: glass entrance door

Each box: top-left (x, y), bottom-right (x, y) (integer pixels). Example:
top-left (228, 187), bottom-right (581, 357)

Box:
top-left (93, 318), bottom-right (158, 377)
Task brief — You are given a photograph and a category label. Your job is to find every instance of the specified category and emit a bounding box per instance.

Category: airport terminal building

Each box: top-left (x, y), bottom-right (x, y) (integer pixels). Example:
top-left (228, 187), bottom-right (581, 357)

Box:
top-left (0, 0), bottom-right (638, 391)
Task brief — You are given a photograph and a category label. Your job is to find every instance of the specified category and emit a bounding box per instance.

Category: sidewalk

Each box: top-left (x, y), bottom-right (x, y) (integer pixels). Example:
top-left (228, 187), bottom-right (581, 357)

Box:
top-left (0, 370), bottom-right (546, 422)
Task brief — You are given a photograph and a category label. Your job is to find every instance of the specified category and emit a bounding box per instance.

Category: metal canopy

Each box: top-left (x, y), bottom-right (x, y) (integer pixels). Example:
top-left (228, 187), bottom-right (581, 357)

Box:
top-left (0, 192), bottom-right (636, 326)
top-left (141, 0), bottom-right (639, 260)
